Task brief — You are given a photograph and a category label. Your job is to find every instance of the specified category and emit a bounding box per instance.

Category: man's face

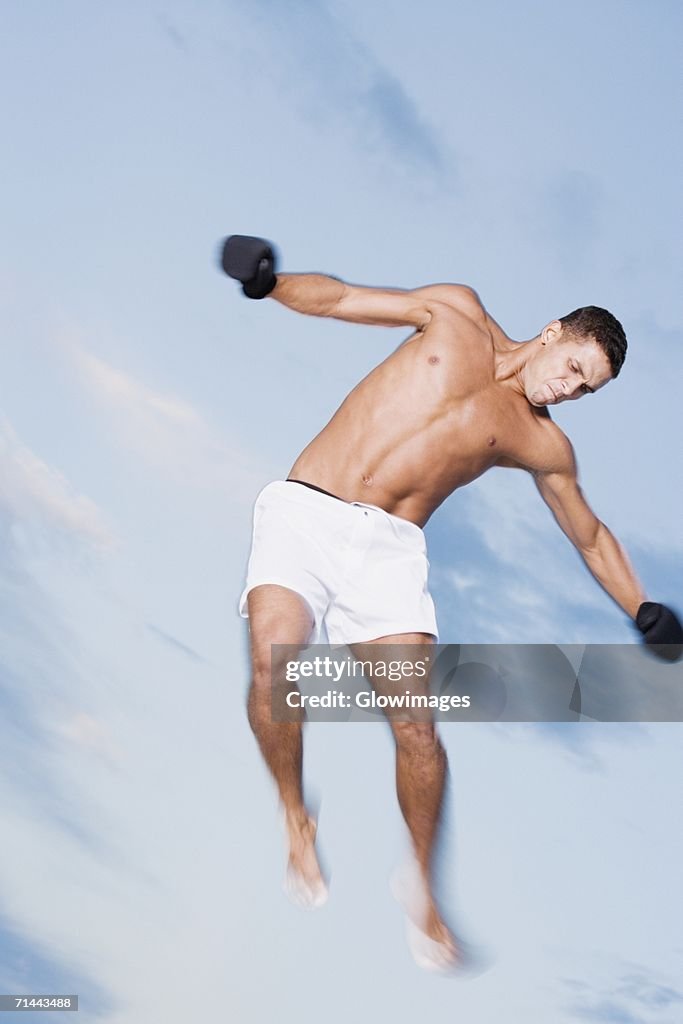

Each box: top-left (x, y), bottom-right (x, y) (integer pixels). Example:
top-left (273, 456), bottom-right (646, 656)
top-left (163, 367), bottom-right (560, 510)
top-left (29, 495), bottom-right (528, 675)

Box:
top-left (526, 323), bottom-right (613, 407)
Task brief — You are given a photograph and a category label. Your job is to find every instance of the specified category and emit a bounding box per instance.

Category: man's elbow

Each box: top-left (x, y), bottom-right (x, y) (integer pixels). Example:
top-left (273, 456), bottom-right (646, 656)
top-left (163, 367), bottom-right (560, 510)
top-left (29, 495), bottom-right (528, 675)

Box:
top-left (578, 519), bottom-right (607, 559)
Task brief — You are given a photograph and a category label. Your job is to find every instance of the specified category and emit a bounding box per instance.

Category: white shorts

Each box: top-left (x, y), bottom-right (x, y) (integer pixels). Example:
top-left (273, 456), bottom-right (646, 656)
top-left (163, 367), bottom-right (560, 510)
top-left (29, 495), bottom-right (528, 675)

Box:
top-left (239, 480), bottom-right (439, 644)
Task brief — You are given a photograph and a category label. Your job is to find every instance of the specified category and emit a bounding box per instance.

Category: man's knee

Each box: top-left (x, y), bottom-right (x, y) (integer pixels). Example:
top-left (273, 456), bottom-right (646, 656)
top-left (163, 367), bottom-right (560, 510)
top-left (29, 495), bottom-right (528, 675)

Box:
top-left (248, 652), bottom-right (304, 728)
top-left (249, 655), bottom-right (272, 693)
top-left (249, 648), bottom-right (295, 693)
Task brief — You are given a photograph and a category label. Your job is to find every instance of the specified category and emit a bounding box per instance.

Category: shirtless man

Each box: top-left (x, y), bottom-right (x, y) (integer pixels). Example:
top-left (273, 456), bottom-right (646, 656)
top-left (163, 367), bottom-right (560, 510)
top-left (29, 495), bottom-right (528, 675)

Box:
top-left (221, 234), bottom-right (682, 971)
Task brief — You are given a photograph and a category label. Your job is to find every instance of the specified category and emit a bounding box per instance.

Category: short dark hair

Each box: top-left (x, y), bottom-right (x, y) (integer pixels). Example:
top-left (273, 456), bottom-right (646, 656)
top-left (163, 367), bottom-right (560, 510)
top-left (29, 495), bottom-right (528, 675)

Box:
top-left (559, 305), bottom-right (627, 378)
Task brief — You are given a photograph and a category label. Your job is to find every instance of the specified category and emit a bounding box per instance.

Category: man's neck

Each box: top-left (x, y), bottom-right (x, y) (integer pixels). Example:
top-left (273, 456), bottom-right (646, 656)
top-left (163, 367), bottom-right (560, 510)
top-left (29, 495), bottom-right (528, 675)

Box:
top-left (494, 335), bottom-right (542, 397)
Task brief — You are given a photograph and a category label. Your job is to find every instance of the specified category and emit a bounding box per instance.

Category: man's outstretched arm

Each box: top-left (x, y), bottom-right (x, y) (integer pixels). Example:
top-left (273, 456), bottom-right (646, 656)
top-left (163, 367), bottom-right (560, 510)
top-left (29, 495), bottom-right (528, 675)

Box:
top-left (533, 445), bottom-right (683, 659)
top-left (271, 274), bottom-right (482, 329)
top-left (219, 230), bottom-right (481, 327)
top-left (534, 463), bottom-right (645, 618)
top-left (272, 274), bottom-right (432, 327)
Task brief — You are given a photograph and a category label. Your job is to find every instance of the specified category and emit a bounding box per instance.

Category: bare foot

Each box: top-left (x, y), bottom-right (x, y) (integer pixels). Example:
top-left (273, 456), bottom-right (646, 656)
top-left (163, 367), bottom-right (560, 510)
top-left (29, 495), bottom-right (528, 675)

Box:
top-left (409, 901), bottom-right (459, 972)
top-left (391, 862), bottom-right (460, 972)
top-left (283, 813), bottom-right (328, 909)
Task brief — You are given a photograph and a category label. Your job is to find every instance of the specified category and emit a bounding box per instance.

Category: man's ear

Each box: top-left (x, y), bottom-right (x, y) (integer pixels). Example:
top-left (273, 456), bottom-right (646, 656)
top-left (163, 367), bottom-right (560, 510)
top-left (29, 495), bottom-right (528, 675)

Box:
top-left (541, 320), bottom-right (563, 346)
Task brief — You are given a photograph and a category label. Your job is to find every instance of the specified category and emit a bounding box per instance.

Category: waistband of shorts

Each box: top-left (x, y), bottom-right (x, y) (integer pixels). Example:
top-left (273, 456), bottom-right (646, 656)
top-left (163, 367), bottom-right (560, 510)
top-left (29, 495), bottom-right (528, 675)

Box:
top-left (256, 480), bottom-right (426, 543)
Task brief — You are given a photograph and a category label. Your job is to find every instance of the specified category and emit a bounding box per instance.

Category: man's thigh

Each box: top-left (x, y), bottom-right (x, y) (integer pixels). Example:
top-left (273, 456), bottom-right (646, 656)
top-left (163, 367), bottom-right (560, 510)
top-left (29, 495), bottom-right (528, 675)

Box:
top-left (248, 584), bottom-right (314, 679)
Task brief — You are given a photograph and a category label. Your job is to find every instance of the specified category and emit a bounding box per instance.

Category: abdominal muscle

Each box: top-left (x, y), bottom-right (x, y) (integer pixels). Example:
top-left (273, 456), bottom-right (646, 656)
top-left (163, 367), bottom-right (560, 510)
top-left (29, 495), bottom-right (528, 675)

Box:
top-left (287, 328), bottom-right (513, 526)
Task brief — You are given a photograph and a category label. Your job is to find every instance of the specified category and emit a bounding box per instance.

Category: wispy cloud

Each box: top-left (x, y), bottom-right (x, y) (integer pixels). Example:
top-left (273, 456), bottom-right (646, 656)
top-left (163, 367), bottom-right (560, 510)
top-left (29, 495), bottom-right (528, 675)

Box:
top-left (0, 360), bottom-right (255, 1019)
top-left (155, 13), bottom-right (189, 53)
top-left (429, 453), bottom-right (681, 649)
top-left (243, 0), bottom-right (452, 185)
top-left (562, 965), bottom-right (683, 1023)
top-left (616, 972), bottom-right (683, 1011)
top-left (428, 471), bottom-right (621, 646)
top-left (67, 344), bottom-right (266, 498)
top-left (0, 916), bottom-right (113, 1021)
top-left (0, 418), bottom-right (113, 550)
top-left (569, 999), bottom-right (644, 1023)
top-left (0, 518), bottom-right (252, 1021)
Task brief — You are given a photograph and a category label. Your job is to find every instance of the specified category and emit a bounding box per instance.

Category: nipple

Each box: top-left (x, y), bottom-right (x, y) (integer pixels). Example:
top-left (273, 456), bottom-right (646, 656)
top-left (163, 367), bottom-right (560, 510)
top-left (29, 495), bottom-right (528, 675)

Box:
top-left (487, 436), bottom-right (497, 447)
top-left (428, 355), bottom-right (440, 365)
top-left (361, 474), bottom-right (373, 487)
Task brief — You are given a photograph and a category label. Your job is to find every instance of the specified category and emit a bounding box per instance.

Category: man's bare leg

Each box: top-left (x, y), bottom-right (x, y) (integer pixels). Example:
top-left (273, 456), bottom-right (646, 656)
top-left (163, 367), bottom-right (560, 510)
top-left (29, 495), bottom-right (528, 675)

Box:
top-left (247, 584), bottom-right (327, 907)
top-left (351, 634), bottom-right (457, 966)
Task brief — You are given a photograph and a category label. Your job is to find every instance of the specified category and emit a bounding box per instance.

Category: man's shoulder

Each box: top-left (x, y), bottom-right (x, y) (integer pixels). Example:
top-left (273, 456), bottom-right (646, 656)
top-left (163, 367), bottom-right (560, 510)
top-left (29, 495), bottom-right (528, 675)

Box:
top-left (414, 283), bottom-right (487, 324)
top-left (529, 416), bottom-right (576, 476)
top-left (501, 411), bottom-right (575, 476)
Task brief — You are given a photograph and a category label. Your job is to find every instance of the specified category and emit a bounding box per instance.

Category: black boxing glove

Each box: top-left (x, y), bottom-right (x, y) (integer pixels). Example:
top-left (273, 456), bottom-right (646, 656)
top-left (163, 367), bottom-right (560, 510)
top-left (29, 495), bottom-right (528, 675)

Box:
top-left (635, 602), bottom-right (683, 662)
top-left (220, 235), bottom-right (278, 299)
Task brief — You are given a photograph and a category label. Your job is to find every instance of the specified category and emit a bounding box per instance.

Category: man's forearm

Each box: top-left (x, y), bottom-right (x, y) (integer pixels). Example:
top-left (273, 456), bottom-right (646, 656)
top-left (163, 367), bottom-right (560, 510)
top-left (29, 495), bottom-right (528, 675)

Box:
top-left (270, 273), bottom-right (346, 318)
top-left (581, 522), bottom-right (646, 619)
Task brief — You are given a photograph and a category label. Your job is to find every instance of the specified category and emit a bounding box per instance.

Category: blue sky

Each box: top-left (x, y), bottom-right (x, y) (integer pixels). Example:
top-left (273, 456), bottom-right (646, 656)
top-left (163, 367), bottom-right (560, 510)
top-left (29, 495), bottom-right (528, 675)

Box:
top-left (1, 1), bottom-right (682, 1021)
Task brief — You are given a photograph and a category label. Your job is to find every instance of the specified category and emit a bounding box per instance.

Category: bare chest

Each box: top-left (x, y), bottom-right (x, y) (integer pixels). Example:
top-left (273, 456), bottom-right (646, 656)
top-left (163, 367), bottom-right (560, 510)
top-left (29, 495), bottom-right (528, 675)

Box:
top-left (435, 387), bottom-right (539, 453)
top-left (387, 340), bottom-right (541, 462)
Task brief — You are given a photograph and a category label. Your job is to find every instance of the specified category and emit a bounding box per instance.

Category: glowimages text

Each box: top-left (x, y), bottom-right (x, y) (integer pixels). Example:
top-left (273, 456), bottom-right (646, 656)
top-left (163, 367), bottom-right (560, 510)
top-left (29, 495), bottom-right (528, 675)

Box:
top-left (285, 690), bottom-right (471, 711)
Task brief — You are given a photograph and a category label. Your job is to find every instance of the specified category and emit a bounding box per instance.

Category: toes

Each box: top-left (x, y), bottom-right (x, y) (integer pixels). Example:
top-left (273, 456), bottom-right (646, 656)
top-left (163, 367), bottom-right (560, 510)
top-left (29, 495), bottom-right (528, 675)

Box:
top-left (406, 920), bottom-right (459, 974)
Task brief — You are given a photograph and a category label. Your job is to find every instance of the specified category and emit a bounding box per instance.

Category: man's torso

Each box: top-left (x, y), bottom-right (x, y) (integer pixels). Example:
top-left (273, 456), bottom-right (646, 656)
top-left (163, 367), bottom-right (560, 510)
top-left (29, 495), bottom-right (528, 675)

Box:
top-left (288, 301), bottom-right (567, 526)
